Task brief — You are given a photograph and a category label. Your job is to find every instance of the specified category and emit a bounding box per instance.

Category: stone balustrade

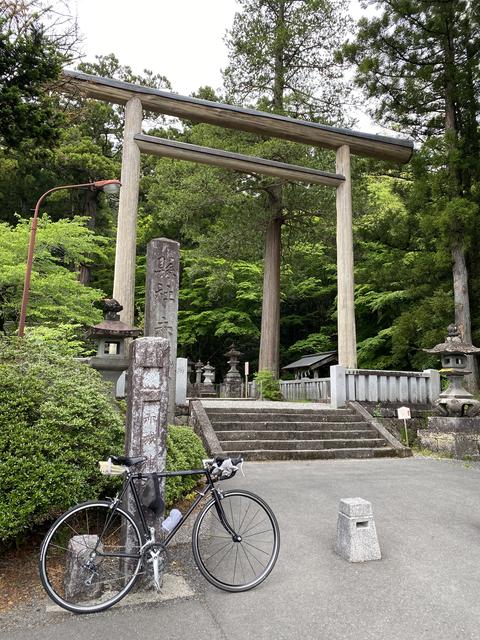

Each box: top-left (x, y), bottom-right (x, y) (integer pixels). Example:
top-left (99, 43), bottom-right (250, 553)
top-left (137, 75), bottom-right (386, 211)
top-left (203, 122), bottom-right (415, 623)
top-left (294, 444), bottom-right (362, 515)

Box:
top-left (330, 365), bottom-right (441, 409)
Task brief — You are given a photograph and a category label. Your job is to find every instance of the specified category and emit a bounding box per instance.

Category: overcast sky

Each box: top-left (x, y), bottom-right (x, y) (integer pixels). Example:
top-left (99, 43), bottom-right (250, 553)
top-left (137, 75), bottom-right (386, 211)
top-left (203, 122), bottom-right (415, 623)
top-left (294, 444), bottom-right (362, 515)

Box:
top-left (74, 0), bottom-right (381, 132)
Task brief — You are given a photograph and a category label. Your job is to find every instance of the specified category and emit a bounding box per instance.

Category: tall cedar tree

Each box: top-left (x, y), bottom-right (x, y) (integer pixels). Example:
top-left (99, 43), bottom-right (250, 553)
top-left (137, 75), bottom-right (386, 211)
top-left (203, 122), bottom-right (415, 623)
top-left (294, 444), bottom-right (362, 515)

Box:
top-left (343, 0), bottom-right (480, 387)
top-left (223, 0), bottom-right (350, 376)
top-left (0, 1), bottom-right (71, 149)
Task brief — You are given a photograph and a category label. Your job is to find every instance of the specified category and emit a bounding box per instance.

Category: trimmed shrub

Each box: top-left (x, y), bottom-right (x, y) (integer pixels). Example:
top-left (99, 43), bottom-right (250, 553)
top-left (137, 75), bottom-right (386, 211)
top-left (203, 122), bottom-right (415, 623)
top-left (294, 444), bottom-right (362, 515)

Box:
top-left (0, 335), bottom-right (123, 548)
top-left (254, 369), bottom-right (282, 400)
top-left (165, 425), bottom-right (207, 507)
top-left (0, 334), bottom-right (207, 547)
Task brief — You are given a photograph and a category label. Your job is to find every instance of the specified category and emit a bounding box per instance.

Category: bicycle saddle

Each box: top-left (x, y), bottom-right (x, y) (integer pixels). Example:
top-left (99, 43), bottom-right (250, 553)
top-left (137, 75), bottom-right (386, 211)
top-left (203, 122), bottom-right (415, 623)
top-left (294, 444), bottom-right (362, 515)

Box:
top-left (110, 455), bottom-right (146, 467)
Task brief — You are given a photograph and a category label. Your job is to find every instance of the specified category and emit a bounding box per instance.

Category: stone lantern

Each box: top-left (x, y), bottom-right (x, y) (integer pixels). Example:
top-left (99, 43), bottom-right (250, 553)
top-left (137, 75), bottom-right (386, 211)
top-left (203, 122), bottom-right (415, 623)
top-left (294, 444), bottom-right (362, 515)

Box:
top-left (224, 343), bottom-right (243, 398)
top-left (194, 360), bottom-right (204, 385)
top-left (423, 324), bottom-right (480, 417)
top-left (88, 299), bottom-right (142, 396)
top-left (203, 362), bottom-right (215, 387)
top-left (419, 324), bottom-right (480, 459)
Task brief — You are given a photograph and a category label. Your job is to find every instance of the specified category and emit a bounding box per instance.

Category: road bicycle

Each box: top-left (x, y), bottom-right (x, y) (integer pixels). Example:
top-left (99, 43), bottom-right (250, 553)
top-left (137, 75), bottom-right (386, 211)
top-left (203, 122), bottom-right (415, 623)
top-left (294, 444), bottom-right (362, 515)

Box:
top-left (39, 455), bottom-right (280, 614)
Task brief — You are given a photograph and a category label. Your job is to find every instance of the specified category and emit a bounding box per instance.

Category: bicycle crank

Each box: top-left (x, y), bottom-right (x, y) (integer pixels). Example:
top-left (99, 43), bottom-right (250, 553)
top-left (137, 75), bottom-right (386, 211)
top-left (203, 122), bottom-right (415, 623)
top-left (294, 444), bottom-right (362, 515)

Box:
top-left (147, 548), bottom-right (166, 591)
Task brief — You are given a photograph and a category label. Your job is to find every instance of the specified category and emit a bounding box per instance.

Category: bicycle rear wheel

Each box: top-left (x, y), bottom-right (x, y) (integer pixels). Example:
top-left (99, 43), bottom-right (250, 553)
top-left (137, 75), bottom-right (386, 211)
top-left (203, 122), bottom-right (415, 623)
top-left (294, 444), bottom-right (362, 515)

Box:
top-left (192, 489), bottom-right (280, 592)
top-left (39, 500), bottom-right (143, 613)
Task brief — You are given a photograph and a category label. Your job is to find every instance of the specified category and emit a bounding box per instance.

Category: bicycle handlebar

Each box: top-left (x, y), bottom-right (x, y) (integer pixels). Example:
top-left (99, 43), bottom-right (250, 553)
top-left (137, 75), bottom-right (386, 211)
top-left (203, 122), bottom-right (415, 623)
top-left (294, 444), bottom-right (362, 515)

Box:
top-left (203, 456), bottom-right (244, 480)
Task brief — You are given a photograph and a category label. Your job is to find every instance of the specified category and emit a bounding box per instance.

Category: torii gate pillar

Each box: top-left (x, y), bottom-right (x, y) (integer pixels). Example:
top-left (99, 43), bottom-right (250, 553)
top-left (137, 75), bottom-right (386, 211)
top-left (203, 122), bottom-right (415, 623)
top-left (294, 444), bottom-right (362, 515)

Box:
top-left (336, 145), bottom-right (357, 368)
top-left (113, 97), bottom-right (143, 324)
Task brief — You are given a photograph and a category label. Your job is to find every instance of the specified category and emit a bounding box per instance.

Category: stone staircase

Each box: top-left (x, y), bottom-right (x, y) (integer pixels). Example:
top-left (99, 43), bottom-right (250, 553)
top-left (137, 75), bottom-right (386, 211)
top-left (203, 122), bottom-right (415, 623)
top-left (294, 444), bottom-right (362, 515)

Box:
top-left (203, 405), bottom-right (409, 461)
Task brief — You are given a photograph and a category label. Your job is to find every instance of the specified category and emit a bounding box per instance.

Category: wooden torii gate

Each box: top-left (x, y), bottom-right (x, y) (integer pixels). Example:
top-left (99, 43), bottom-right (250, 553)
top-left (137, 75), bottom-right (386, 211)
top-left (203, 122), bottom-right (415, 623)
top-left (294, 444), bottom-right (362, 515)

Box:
top-left (61, 70), bottom-right (413, 370)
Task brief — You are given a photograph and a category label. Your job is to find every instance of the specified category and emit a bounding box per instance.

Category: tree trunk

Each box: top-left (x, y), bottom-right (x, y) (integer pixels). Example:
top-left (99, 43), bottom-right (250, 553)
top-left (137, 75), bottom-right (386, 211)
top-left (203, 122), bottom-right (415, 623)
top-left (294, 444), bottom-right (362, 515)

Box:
top-left (258, 187), bottom-right (283, 377)
top-left (443, 18), bottom-right (479, 391)
top-left (258, 3), bottom-right (286, 378)
top-left (452, 240), bottom-right (479, 391)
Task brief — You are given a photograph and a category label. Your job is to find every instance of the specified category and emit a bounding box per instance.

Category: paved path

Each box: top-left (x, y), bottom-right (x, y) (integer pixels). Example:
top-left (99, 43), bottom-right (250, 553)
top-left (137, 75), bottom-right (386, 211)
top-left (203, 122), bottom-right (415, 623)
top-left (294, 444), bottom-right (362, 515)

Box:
top-left (2, 457), bottom-right (480, 639)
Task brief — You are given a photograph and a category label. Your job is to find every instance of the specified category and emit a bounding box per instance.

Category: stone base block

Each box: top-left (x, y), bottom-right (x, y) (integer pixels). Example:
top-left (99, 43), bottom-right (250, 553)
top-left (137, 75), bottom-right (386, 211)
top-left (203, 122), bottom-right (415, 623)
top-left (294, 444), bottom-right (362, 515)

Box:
top-left (418, 417), bottom-right (480, 459)
top-left (335, 498), bottom-right (381, 563)
top-left (64, 535), bottom-right (103, 602)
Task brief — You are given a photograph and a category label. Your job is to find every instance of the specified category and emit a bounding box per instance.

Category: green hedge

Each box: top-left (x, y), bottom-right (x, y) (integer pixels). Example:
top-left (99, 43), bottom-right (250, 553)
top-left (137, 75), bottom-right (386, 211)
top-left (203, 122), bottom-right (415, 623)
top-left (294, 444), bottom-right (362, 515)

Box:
top-left (165, 425), bottom-right (207, 507)
top-left (0, 335), bottom-right (207, 548)
top-left (0, 335), bottom-right (124, 548)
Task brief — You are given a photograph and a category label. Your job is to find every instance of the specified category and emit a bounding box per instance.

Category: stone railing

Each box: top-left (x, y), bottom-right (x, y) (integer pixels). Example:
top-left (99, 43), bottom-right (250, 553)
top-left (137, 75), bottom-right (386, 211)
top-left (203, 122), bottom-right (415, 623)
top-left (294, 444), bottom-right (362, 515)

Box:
top-left (330, 365), bottom-right (441, 409)
top-left (279, 378), bottom-right (330, 402)
top-left (247, 378), bottom-right (330, 402)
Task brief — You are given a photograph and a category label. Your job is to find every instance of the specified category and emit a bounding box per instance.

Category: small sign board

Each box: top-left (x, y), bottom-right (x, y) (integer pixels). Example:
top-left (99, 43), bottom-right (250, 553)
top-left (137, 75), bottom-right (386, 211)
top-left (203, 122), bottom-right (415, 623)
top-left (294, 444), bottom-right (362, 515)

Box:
top-left (244, 361), bottom-right (250, 376)
top-left (397, 406), bottom-right (411, 420)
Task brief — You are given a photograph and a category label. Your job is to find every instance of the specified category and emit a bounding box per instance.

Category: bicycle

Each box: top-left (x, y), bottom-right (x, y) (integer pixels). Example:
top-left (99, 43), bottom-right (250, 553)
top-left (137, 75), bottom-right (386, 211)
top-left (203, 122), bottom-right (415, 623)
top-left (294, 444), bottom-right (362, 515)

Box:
top-left (39, 455), bottom-right (280, 614)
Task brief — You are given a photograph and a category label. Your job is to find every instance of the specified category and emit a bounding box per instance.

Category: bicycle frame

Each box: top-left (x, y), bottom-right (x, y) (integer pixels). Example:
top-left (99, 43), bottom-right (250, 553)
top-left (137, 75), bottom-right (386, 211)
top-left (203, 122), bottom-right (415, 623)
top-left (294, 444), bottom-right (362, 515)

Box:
top-left (113, 465), bottom-right (237, 550)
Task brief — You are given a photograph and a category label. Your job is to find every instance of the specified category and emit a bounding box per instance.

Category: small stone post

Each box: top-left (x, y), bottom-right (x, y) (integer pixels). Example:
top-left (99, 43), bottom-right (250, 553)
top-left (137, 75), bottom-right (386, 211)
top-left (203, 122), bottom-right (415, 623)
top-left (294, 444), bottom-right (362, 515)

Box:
top-left (176, 357), bottom-right (188, 406)
top-left (144, 238), bottom-right (180, 424)
top-left (335, 498), bottom-right (381, 563)
top-left (125, 337), bottom-right (170, 544)
top-left (330, 365), bottom-right (346, 409)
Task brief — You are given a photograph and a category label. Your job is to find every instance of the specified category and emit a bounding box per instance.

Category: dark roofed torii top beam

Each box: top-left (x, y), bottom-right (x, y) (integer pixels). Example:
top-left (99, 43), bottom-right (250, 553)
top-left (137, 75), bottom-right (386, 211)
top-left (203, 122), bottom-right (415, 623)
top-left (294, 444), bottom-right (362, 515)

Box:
top-left (61, 69), bottom-right (413, 164)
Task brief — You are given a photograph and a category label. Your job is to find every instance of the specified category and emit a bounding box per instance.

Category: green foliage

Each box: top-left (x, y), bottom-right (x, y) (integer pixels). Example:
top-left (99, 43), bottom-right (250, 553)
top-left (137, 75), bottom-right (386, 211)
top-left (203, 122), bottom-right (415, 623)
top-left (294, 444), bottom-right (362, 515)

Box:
top-left (438, 197), bottom-right (478, 247)
top-left (0, 216), bottom-right (107, 332)
top-left (176, 252), bottom-right (262, 363)
top-left (342, 1), bottom-right (480, 141)
top-left (254, 370), bottom-right (282, 400)
top-left (0, 334), bottom-right (124, 548)
top-left (224, 0), bottom-right (352, 122)
top-left (165, 426), bottom-right (207, 508)
top-left (0, 7), bottom-right (63, 149)
top-left (354, 175), bottom-right (455, 370)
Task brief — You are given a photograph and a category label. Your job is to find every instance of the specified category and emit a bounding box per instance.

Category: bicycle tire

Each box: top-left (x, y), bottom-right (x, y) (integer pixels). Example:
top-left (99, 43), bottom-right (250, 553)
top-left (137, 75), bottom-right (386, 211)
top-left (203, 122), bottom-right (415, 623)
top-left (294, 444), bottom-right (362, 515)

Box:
top-left (39, 500), bottom-right (143, 613)
top-left (192, 489), bottom-right (280, 592)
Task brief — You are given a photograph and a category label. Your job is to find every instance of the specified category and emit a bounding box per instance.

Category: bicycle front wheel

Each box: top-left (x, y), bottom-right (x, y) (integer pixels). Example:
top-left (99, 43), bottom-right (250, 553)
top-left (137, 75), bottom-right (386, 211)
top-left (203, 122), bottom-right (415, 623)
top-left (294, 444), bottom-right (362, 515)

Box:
top-left (39, 500), bottom-right (143, 613)
top-left (192, 489), bottom-right (280, 592)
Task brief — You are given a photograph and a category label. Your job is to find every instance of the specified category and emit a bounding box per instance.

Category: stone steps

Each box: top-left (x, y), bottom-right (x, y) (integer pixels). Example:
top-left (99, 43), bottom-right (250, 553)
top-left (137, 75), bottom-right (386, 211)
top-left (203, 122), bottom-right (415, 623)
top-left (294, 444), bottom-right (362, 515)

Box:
top-left (212, 421), bottom-right (369, 431)
top-left (219, 438), bottom-right (387, 451)
top-left (202, 403), bottom-right (406, 461)
top-left (207, 409), bottom-right (357, 421)
top-left (219, 447), bottom-right (400, 461)
top-left (216, 429), bottom-right (380, 441)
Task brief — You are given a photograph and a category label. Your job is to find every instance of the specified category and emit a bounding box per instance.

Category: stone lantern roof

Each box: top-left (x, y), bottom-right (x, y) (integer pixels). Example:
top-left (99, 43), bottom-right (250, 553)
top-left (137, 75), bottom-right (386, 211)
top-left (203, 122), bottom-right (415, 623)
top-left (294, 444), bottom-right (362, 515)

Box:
top-left (423, 324), bottom-right (480, 356)
top-left (89, 299), bottom-right (142, 339)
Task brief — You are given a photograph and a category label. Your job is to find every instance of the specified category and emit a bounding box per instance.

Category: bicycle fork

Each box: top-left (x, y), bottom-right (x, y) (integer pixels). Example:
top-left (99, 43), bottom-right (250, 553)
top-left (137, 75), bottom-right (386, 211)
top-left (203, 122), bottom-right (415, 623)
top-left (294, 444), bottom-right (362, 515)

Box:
top-left (213, 490), bottom-right (242, 543)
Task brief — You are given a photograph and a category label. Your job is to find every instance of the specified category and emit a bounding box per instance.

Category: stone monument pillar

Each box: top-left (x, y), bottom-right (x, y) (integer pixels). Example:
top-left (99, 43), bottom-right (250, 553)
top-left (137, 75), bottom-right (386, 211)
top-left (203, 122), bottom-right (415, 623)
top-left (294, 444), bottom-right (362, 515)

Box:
top-left (125, 337), bottom-right (170, 543)
top-left (144, 238), bottom-right (180, 424)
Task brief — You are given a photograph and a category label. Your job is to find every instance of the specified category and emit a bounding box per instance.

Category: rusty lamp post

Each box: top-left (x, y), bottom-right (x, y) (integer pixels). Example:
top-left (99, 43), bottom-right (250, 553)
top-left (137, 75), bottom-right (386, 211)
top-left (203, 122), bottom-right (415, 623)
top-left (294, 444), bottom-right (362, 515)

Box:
top-left (17, 179), bottom-right (121, 337)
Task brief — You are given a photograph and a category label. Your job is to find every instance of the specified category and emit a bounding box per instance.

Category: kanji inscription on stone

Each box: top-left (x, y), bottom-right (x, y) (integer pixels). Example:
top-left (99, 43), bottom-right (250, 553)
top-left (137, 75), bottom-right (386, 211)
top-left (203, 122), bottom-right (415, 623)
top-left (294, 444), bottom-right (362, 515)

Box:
top-left (144, 238), bottom-right (180, 423)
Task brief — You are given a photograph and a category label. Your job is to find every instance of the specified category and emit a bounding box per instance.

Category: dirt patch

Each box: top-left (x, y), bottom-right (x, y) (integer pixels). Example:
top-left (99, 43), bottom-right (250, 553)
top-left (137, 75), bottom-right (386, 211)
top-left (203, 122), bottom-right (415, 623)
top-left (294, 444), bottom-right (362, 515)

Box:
top-left (0, 493), bottom-right (204, 614)
top-left (0, 542), bottom-right (46, 613)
